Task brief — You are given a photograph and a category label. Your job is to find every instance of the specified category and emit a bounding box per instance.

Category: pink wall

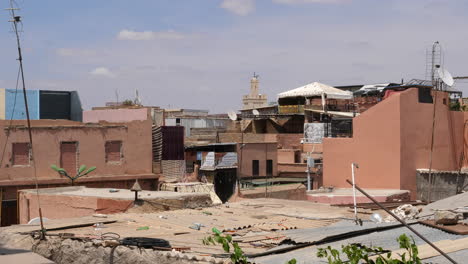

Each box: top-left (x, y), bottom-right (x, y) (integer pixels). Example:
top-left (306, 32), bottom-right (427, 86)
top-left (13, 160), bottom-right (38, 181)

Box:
top-left (0, 118), bottom-right (155, 199)
top-left (238, 143), bottom-right (277, 178)
top-left (19, 191), bottom-right (133, 224)
top-left (278, 149), bottom-right (295, 163)
top-left (83, 108), bottom-right (149, 123)
top-left (323, 91), bottom-right (402, 189)
top-left (323, 88), bottom-right (466, 198)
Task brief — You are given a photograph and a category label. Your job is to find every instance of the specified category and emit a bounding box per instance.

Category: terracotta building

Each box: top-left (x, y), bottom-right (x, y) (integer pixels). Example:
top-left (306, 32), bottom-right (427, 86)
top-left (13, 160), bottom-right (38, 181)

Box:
top-left (323, 87), bottom-right (467, 199)
top-left (0, 108), bottom-right (157, 226)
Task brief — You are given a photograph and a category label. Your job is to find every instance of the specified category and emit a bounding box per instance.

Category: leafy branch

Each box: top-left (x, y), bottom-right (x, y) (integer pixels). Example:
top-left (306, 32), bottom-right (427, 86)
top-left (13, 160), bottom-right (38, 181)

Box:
top-left (317, 234), bottom-right (421, 264)
top-left (51, 164), bottom-right (96, 186)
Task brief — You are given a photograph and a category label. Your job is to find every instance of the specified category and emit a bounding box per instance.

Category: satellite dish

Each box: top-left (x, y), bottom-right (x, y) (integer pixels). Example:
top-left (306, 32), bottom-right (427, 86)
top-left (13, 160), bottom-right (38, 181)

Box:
top-left (438, 68), bottom-right (454, 87)
top-left (227, 111), bottom-right (238, 121)
top-left (252, 109), bottom-right (260, 116)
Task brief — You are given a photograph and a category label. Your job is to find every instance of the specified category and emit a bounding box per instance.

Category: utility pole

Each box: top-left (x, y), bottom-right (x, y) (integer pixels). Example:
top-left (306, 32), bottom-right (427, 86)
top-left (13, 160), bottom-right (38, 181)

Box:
top-left (6, 1), bottom-right (45, 238)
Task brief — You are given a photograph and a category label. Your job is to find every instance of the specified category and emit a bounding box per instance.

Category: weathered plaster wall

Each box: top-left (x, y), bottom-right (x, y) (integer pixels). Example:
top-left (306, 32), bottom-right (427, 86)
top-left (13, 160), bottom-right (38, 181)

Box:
top-left (399, 89), bottom-right (464, 195)
top-left (278, 149), bottom-right (295, 163)
top-left (238, 143), bottom-right (277, 178)
top-left (323, 88), bottom-right (468, 199)
top-left (83, 108), bottom-right (148, 123)
top-left (0, 118), bottom-right (154, 199)
top-left (323, 90), bottom-right (402, 189)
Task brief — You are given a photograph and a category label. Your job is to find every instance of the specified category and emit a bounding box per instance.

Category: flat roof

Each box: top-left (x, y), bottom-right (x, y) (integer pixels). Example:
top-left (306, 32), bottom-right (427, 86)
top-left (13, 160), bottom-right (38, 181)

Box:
top-left (20, 186), bottom-right (205, 200)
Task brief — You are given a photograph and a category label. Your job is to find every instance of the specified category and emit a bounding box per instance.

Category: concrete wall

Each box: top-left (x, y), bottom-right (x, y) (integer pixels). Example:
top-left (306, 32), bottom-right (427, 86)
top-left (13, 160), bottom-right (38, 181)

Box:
top-left (5, 89), bottom-right (40, 120)
top-left (83, 108), bottom-right (149, 123)
top-left (323, 88), bottom-right (467, 198)
top-left (416, 170), bottom-right (468, 201)
top-left (0, 118), bottom-right (154, 200)
top-left (238, 143), bottom-right (277, 178)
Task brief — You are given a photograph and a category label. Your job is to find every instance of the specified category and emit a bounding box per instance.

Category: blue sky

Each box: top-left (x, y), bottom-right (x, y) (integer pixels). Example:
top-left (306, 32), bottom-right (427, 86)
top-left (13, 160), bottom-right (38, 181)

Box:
top-left (1, 0), bottom-right (468, 112)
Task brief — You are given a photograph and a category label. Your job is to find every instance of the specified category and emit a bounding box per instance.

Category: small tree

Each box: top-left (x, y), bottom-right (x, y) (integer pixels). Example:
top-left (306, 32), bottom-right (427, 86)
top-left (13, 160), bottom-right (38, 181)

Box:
top-left (51, 164), bottom-right (96, 186)
top-left (122, 99), bottom-right (134, 106)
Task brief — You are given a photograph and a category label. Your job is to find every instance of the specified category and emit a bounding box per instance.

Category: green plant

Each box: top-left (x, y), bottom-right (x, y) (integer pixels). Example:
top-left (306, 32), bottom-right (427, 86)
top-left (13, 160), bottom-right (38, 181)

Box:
top-left (51, 164), bottom-right (96, 186)
top-left (317, 234), bottom-right (421, 264)
top-left (122, 99), bottom-right (134, 106)
top-left (450, 101), bottom-right (461, 111)
top-left (203, 227), bottom-right (248, 264)
top-left (203, 228), bottom-right (297, 264)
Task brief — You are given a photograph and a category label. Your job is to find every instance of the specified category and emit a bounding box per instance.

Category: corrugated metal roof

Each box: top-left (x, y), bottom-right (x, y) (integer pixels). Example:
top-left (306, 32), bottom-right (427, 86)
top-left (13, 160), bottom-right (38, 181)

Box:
top-left (253, 221), bottom-right (466, 264)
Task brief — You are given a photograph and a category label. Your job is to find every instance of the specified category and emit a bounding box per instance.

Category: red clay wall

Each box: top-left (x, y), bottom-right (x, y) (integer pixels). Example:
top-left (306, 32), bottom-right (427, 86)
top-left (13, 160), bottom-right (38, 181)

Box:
top-left (238, 143), bottom-right (277, 178)
top-left (323, 90), bottom-right (402, 189)
top-left (323, 88), bottom-right (467, 198)
top-left (399, 89), bottom-right (465, 195)
top-left (19, 191), bottom-right (133, 224)
top-left (0, 118), bottom-right (155, 199)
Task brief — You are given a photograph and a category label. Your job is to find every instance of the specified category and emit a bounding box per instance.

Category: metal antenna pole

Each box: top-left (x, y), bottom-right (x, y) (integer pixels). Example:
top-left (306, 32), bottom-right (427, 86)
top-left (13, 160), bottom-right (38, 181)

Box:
top-left (431, 41), bottom-right (439, 88)
top-left (351, 163), bottom-right (361, 225)
top-left (7, 1), bottom-right (45, 239)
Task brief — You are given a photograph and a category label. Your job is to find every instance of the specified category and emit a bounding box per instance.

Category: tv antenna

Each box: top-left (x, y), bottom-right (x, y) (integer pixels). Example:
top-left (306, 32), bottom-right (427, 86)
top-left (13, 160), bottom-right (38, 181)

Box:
top-left (6, 0), bottom-right (46, 239)
top-left (227, 110), bottom-right (238, 121)
top-left (425, 41), bottom-right (443, 86)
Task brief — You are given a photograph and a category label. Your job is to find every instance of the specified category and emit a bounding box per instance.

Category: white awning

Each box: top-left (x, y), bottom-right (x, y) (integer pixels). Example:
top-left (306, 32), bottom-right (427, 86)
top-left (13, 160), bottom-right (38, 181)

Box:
top-left (305, 109), bottom-right (360, 118)
top-left (278, 82), bottom-right (353, 99)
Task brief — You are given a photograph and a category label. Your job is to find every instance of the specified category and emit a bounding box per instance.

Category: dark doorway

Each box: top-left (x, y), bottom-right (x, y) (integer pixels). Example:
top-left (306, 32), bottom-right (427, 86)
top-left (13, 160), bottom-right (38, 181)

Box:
top-left (214, 169), bottom-right (237, 203)
top-left (252, 160), bottom-right (259, 176)
top-left (266, 160), bottom-right (273, 176)
top-left (1, 200), bottom-right (18, 226)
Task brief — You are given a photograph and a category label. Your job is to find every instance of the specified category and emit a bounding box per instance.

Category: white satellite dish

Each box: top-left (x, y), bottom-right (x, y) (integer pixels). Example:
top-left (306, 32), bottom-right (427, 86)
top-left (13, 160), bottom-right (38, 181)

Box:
top-left (252, 109), bottom-right (260, 116)
top-left (438, 68), bottom-right (454, 87)
top-left (227, 111), bottom-right (238, 121)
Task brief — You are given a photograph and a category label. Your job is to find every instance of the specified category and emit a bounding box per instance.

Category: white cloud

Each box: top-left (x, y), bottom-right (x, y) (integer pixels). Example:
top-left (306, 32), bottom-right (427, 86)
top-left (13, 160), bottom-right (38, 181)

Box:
top-left (57, 48), bottom-right (96, 57)
top-left (273, 0), bottom-right (348, 4)
top-left (220, 0), bottom-right (255, 16)
top-left (117, 29), bottom-right (186, 41)
top-left (90, 67), bottom-right (116, 78)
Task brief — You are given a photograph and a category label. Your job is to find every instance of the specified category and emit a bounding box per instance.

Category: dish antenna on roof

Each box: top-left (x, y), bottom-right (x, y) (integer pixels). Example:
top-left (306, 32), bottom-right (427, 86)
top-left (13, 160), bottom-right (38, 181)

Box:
top-left (227, 110), bottom-right (238, 121)
top-left (437, 67), bottom-right (454, 87)
top-left (252, 109), bottom-right (260, 116)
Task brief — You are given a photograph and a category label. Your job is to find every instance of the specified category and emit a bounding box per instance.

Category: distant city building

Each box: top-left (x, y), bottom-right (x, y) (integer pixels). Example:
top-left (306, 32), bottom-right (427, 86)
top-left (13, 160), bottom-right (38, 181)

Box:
top-left (0, 89), bottom-right (82, 121)
top-left (242, 74), bottom-right (267, 110)
top-left (164, 109), bottom-right (229, 137)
